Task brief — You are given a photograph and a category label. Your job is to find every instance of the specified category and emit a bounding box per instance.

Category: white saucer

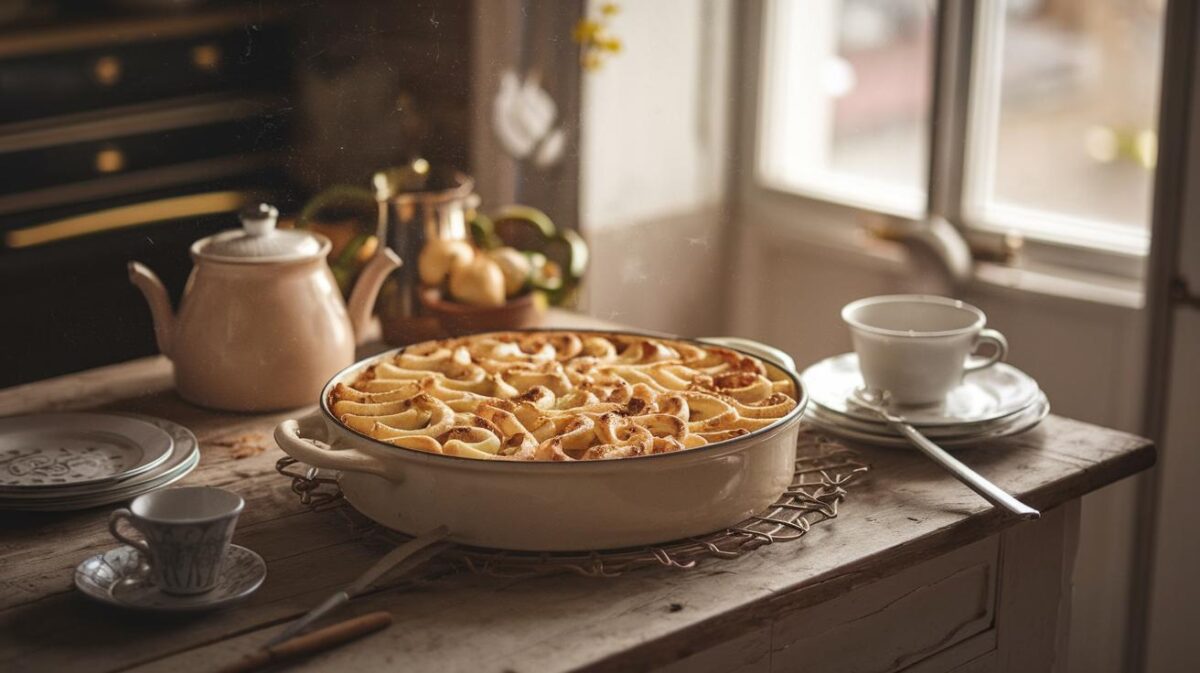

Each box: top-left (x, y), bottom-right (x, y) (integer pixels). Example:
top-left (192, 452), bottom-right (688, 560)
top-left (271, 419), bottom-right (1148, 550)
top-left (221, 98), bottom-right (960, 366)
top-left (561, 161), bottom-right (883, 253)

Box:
top-left (75, 544), bottom-right (265, 612)
top-left (805, 393), bottom-right (1050, 448)
top-left (801, 353), bottom-right (1041, 427)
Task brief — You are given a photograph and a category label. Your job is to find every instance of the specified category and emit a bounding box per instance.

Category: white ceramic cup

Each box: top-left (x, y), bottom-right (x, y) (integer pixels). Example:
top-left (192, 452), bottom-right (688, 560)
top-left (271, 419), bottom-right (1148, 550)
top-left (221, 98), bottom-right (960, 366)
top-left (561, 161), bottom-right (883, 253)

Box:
top-left (841, 295), bottom-right (1008, 406)
top-left (108, 486), bottom-right (244, 595)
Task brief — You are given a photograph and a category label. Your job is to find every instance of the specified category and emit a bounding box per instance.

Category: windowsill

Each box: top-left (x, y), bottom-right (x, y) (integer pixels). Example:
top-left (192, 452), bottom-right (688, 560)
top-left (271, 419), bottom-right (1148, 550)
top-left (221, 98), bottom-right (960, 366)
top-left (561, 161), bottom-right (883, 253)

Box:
top-left (755, 173), bottom-right (926, 222)
top-left (972, 262), bottom-right (1144, 309)
top-left (969, 204), bottom-right (1151, 257)
top-left (747, 209), bottom-right (909, 271)
top-left (750, 215), bottom-right (1145, 310)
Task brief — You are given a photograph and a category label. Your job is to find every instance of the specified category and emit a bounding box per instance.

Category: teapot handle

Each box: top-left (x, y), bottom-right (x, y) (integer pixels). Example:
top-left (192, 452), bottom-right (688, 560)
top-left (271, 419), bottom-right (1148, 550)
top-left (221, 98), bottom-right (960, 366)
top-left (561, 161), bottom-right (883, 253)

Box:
top-left (346, 248), bottom-right (402, 343)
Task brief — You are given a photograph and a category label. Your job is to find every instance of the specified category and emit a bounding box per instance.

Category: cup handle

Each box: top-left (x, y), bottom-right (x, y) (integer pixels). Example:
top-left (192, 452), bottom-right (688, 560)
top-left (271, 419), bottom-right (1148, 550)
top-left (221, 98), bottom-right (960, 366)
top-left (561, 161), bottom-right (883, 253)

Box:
top-left (108, 509), bottom-right (150, 556)
top-left (964, 328), bottom-right (1008, 372)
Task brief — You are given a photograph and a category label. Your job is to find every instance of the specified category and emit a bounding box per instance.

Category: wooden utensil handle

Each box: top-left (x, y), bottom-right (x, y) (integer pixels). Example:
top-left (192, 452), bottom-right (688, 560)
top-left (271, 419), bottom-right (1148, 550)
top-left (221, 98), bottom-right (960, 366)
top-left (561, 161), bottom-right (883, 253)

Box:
top-left (216, 611), bottom-right (393, 673)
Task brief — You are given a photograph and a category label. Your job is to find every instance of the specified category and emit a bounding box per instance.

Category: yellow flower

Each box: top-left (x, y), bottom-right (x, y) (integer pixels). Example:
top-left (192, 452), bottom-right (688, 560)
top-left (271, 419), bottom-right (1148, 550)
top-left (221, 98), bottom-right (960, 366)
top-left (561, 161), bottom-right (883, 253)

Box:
top-left (574, 3), bottom-right (621, 72)
top-left (572, 19), bottom-right (600, 44)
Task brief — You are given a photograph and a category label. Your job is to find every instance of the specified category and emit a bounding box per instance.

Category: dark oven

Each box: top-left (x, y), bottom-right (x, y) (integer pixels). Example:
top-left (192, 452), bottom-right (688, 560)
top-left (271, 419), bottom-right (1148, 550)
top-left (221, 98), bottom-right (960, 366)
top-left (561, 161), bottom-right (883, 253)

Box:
top-left (0, 7), bottom-right (295, 387)
top-left (0, 1), bottom-right (475, 388)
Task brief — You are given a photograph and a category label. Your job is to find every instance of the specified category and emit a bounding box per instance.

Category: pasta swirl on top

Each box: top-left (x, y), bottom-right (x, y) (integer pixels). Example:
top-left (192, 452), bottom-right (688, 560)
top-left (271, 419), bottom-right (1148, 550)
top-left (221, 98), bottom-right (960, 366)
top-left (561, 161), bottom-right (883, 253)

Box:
top-left (328, 332), bottom-right (798, 461)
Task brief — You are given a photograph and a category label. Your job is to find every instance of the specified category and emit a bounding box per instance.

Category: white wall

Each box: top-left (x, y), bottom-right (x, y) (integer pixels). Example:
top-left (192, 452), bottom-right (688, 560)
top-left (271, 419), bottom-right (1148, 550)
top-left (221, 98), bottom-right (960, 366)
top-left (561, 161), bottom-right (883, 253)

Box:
top-left (579, 0), bottom-right (733, 336)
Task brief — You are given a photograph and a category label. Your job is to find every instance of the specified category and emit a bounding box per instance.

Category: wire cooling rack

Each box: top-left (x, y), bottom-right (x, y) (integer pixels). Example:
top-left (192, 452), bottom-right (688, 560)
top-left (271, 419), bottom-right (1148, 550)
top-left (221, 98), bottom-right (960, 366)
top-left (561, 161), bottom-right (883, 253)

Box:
top-left (275, 431), bottom-right (869, 578)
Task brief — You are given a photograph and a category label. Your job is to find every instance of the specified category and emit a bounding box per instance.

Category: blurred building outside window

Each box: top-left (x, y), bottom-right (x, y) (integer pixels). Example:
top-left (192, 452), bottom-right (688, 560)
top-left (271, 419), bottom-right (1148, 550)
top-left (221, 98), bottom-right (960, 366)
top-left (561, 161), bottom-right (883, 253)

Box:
top-left (758, 0), bottom-right (933, 216)
top-left (758, 0), bottom-right (1164, 258)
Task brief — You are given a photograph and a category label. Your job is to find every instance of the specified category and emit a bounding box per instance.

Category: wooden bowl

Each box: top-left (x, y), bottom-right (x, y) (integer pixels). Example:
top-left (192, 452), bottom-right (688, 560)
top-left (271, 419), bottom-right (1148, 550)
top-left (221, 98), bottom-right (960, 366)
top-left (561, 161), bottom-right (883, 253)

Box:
top-left (418, 287), bottom-right (546, 336)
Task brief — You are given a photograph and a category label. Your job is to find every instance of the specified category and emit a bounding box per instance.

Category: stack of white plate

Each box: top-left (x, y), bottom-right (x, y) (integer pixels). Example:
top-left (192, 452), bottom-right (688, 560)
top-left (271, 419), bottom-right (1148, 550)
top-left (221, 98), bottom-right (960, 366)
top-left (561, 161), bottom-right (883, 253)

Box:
top-left (800, 353), bottom-right (1050, 448)
top-left (0, 413), bottom-right (199, 511)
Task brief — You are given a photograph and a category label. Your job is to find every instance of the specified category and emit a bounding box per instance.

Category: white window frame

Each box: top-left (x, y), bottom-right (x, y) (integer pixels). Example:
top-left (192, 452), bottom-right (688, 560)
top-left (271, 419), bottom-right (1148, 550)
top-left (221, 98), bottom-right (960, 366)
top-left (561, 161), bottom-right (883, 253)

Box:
top-left (739, 0), bottom-right (1165, 293)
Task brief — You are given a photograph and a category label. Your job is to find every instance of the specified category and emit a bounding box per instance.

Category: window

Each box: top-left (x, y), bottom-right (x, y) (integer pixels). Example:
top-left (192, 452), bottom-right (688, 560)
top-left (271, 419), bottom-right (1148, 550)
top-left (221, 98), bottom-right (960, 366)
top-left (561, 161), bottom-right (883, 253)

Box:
top-left (758, 0), bottom-right (934, 216)
top-left (755, 0), bottom-right (1166, 263)
top-left (966, 0), bottom-right (1163, 254)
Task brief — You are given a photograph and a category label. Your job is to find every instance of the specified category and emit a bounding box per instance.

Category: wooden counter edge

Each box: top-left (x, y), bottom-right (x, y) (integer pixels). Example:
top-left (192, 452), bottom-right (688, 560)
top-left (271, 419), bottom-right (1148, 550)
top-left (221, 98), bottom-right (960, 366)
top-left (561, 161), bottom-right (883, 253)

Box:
top-left (577, 437), bottom-right (1156, 673)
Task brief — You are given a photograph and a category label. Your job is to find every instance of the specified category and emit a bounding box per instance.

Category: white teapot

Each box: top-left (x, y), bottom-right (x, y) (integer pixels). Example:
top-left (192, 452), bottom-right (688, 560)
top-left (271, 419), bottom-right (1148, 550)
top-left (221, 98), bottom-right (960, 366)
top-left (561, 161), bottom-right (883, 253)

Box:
top-left (128, 204), bottom-right (400, 411)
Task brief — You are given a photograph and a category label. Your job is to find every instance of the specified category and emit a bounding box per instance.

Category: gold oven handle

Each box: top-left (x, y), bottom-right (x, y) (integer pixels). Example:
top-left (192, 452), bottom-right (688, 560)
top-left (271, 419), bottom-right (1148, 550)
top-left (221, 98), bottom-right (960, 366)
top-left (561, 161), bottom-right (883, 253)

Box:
top-left (4, 190), bottom-right (252, 249)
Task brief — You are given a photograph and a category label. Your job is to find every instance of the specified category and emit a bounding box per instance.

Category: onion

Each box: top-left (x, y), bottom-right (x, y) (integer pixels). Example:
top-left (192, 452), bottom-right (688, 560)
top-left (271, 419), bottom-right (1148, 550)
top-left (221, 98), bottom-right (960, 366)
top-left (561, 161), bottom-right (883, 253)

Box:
top-left (419, 239), bottom-right (475, 286)
top-left (449, 256), bottom-right (507, 307)
top-left (487, 247), bottom-right (532, 296)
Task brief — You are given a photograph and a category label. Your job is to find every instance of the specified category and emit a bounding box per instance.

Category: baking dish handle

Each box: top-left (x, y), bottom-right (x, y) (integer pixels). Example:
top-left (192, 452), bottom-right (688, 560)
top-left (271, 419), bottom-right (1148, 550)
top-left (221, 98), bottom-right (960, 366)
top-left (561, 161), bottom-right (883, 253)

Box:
top-left (274, 411), bottom-right (401, 481)
top-left (697, 336), bottom-right (797, 374)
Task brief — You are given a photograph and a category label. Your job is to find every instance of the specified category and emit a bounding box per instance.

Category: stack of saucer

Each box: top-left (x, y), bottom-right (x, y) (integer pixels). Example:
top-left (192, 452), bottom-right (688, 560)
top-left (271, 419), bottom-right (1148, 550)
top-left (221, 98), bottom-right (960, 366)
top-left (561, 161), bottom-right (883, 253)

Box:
top-left (800, 353), bottom-right (1049, 448)
top-left (0, 413), bottom-right (199, 511)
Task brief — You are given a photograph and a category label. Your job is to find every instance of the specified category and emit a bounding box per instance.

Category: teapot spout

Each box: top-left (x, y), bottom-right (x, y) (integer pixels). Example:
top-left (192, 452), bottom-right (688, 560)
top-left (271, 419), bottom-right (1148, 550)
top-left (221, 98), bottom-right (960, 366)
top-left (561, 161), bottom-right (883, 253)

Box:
top-left (346, 248), bottom-right (402, 342)
top-left (127, 262), bottom-right (176, 357)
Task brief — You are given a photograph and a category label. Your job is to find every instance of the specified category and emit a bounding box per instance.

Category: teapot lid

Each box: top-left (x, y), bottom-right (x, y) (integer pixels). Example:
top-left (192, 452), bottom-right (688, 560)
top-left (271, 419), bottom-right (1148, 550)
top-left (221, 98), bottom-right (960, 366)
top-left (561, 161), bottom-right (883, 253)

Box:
top-left (193, 204), bottom-right (327, 262)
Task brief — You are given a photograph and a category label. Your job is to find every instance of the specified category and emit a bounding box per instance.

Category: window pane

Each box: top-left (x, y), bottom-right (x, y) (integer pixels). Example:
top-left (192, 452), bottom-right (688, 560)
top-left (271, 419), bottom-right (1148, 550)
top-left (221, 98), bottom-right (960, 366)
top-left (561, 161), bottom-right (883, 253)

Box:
top-left (967, 0), bottom-right (1164, 249)
top-left (758, 0), bottom-right (934, 214)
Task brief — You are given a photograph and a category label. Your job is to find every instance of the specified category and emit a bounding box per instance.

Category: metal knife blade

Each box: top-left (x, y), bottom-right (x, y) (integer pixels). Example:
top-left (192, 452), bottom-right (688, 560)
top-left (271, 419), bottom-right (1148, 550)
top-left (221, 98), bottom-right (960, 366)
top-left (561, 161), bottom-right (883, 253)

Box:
top-left (346, 525), bottom-right (450, 595)
top-left (263, 525), bottom-right (450, 648)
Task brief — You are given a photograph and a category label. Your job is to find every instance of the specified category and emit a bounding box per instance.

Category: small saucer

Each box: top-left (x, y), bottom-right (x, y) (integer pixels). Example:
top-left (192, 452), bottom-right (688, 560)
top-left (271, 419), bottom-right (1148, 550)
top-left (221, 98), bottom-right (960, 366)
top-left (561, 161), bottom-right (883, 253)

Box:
top-left (805, 393), bottom-right (1051, 449)
top-left (801, 353), bottom-right (1041, 427)
top-left (75, 544), bottom-right (265, 612)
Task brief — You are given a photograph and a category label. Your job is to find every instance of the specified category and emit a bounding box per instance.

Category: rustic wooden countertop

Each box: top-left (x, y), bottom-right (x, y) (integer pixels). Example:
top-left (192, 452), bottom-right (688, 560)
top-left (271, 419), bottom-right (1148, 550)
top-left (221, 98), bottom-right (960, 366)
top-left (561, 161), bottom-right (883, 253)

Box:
top-left (0, 312), bottom-right (1155, 673)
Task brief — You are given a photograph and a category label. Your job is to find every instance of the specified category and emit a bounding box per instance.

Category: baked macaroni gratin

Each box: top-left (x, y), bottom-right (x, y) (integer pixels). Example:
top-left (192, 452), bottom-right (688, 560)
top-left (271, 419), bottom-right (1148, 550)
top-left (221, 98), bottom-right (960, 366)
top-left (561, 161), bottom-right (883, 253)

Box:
top-left (328, 332), bottom-right (799, 461)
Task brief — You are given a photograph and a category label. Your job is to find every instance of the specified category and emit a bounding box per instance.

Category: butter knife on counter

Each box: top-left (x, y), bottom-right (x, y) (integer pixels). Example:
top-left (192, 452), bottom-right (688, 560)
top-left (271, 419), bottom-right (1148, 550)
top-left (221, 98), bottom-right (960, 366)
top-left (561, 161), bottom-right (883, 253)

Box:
top-left (218, 526), bottom-right (451, 672)
top-left (218, 525), bottom-right (452, 672)
top-left (264, 525), bottom-right (451, 649)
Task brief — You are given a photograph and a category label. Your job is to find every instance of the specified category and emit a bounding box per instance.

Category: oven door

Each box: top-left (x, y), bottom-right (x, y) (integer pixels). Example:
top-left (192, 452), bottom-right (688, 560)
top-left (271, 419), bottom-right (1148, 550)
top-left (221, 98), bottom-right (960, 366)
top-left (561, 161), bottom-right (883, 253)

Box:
top-left (0, 183), bottom-right (282, 387)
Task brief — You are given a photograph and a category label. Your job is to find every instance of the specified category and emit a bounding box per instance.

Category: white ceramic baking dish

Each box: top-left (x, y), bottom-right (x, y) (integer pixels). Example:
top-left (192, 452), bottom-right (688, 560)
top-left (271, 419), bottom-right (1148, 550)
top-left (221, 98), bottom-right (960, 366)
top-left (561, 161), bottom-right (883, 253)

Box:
top-left (273, 331), bottom-right (807, 551)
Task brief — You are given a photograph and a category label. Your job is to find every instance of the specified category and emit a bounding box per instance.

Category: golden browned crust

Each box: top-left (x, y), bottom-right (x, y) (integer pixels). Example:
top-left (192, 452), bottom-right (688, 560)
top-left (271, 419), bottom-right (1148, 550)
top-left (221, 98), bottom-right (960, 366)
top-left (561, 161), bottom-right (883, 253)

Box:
top-left (328, 331), bottom-right (798, 461)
